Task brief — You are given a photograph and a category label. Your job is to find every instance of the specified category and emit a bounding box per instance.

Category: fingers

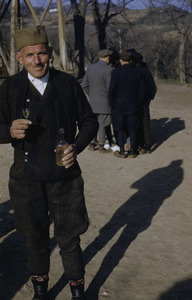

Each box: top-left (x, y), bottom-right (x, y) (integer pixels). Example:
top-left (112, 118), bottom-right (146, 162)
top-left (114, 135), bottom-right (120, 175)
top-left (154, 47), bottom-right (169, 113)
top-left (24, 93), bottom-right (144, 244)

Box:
top-left (10, 119), bottom-right (32, 139)
top-left (62, 144), bottom-right (77, 169)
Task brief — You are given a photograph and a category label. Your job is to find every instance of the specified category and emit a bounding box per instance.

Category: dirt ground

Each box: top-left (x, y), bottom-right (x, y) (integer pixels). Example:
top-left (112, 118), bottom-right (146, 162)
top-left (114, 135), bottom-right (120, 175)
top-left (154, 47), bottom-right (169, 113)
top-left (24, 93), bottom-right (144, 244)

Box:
top-left (0, 81), bottom-right (192, 300)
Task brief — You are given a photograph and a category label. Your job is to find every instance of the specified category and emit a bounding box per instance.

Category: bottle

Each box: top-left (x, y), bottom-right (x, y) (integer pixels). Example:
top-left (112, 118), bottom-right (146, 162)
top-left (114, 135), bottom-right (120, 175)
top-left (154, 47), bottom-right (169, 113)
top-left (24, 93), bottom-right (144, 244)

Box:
top-left (56, 128), bottom-right (69, 166)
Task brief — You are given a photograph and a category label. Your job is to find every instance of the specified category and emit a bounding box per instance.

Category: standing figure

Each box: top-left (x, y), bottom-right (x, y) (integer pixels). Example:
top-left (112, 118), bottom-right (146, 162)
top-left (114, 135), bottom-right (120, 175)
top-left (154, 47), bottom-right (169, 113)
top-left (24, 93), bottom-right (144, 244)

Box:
top-left (0, 25), bottom-right (98, 300)
top-left (109, 51), bottom-right (146, 158)
top-left (81, 49), bottom-right (113, 153)
top-left (128, 49), bottom-right (157, 153)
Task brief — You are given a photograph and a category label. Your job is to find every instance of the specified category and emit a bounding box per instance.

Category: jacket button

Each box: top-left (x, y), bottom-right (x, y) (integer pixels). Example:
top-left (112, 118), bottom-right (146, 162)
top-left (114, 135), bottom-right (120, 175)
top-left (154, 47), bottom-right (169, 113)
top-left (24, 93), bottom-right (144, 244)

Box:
top-left (25, 152), bottom-right (29, 155)
top-left (24, 159), bottom-right (28, 163)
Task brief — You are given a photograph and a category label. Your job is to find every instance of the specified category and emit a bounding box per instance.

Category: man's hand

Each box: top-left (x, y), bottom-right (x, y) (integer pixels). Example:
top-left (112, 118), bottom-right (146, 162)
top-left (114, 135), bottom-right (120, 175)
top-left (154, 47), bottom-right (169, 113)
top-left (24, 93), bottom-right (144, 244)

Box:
top-left (62, 144), bottom-right (77, 169)
top-left (10, 119), bottom-right (32, 139)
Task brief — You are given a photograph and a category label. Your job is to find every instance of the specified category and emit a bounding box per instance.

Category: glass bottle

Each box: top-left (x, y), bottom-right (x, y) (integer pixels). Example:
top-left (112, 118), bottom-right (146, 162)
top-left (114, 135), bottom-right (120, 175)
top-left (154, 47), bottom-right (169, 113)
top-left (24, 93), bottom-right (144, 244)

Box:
top-left (56, 128), bottom-right (69, 166)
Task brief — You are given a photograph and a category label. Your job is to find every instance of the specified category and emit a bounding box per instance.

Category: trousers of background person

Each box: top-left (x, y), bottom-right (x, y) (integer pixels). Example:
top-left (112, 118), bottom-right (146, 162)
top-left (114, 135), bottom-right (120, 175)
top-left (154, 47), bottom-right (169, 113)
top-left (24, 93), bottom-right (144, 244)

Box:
top-left (112, 110), bottom-right (139, 153)
top-left (137, 105), bottom-right (150, 151)
top-left (91, 114), bottom-right (112, 146)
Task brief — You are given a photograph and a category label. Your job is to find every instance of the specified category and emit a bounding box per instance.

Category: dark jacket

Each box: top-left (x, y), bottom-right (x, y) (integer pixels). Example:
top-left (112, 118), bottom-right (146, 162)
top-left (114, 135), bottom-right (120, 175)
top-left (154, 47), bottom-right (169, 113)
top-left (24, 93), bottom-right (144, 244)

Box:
top-left (0, 68), bottom-right (98, 182)
top-left (108, 64), bottom-right (146, 114)
top-left (140, 62), bottom-right (157, 106)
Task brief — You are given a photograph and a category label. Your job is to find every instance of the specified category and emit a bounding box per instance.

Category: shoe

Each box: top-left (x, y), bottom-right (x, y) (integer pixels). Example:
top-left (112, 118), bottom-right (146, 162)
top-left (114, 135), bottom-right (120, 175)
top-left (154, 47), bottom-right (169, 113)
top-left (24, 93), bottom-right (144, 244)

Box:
top-left (114, 150), bottom-right (127, 158)
top-left (88, 143), bottom-right (96, 151)
top-left (138, 147), bottom-right (146, 154)
top-left (145, 146), bottom-right (151, 154)
top-left (70, 280), bottom-right (86, 300)
top-left (98, 146), bottom-right (112, 153)
top-left (124, 144), bottom-right (131, 151)
top-left (129, 149), bottom-right (137, 158)
top-left (31, 276), bottom-right (49, 300)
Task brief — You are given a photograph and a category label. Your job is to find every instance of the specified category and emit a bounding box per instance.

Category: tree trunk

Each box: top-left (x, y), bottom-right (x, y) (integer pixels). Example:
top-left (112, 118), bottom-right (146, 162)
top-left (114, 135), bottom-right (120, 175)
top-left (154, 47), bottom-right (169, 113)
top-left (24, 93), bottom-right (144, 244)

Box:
top-left (58, 0), bottom-right (68, 72)
top-left (10, 0), bottom-right (19, 75)
top-left (71, 0), bottom-right (87, 78)
top-left (178, 34), bottom-right (186, 83)
top-left (91, 0), bottom-right (107, 49)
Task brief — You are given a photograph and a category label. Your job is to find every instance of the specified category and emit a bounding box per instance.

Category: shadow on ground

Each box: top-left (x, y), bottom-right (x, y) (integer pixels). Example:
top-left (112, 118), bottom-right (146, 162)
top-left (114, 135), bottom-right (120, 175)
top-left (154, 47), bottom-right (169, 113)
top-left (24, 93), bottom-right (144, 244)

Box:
top-left (150, 117), bottom-right (185, 151)
top-left (83, 160), bottom-right (183, 299)
top-left (158, 279), bottom-right (192, 300)
top-left (0, 159), bottom-right (184, 299)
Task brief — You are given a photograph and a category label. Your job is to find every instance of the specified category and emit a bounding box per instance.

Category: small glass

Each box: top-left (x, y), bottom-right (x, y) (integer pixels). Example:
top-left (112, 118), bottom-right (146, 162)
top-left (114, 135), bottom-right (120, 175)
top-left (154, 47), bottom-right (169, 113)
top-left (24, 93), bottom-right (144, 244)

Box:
top-left (22, 99), bottom-right (30, 119)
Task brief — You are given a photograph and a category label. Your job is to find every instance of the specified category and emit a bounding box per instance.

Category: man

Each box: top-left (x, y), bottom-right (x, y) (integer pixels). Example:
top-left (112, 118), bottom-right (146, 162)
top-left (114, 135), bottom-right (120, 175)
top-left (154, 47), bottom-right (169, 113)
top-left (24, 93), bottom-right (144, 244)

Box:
top-left (128, 49), bottom-right (157, 154)
top-left (109, 51), bottom-right (146, 158)
top-left (81, 49), bottom-right (113, 153)
top-left (0, 25), bottom-right (98, 300)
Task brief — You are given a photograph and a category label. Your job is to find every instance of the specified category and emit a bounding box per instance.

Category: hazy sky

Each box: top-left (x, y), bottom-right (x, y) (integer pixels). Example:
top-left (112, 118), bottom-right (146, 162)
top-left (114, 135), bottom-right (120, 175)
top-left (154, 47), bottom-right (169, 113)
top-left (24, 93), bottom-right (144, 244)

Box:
top-left (23, 0), bottom-right (186, 10)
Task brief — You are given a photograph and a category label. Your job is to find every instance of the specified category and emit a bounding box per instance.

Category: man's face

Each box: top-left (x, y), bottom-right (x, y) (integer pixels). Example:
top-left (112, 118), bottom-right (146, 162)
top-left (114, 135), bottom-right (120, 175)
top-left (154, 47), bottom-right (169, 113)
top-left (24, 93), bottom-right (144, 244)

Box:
top-left (15, 44), bottom-right (52, 78)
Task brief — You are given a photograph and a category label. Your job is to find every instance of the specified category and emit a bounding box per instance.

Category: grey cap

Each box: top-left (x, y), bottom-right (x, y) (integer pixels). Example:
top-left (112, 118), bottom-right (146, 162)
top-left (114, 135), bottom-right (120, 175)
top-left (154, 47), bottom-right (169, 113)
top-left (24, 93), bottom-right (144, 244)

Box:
top-left (15, 25), bottom-right (48, 52)
top-left (98, 49), bottom-right (113, 58)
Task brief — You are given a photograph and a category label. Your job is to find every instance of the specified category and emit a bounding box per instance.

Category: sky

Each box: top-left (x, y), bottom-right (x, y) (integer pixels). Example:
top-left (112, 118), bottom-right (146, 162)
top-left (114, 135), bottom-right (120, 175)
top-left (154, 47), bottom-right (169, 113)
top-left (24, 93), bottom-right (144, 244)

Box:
top-left (20, 0), bottom-right (188, 10)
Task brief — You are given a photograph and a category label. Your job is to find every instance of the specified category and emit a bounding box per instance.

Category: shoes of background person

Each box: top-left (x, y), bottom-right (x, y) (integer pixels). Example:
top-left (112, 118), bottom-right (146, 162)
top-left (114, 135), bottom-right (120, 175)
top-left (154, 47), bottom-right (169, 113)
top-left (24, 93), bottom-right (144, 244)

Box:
top-left (129, 149), bottom-right (137, 158)
top-left (114, 150), bottom-right (127, 158)
top-left (138, 147), bottom-right (146, 154)
top-left (88, 143), bottom-right (96, 151)
top-left (124, 144), bottom-right (131, 151)
top-left (145, 146), bottom-right (151, 154)
top-left (98, 146), bottom-right (112, 153)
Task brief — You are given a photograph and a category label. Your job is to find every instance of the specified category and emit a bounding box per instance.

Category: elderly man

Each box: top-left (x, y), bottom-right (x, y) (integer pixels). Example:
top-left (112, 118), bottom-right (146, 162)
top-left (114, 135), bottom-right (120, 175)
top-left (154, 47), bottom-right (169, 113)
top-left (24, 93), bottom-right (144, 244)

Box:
top-left (0, 25), bottom-right (98, 300)
top-left (81, 49), bottom-right (113, 152)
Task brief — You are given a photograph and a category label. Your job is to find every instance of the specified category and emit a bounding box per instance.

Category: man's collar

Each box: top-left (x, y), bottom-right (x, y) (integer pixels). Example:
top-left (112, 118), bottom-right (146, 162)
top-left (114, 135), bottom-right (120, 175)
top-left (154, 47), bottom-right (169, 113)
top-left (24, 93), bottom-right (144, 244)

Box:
top-left (28, 70), bottom-right (49, 83)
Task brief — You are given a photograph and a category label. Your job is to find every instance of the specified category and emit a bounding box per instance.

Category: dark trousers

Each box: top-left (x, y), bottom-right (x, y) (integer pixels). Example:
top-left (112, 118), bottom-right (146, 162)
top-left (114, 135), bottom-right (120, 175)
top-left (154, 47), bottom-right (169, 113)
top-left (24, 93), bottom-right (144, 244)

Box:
top-left (137, 106), bottom-right (150, 148)
top-left (9, 176), bottom-right (89, 280)
top-left (112, 110), bottom-right (139, 151)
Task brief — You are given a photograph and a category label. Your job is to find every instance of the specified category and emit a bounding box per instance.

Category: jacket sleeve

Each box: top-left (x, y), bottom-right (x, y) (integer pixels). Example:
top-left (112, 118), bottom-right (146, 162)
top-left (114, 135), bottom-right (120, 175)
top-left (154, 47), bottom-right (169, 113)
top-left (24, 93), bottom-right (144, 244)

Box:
top-left (71, 77), bottom-right (98, 154)
top-left (81, 71), bottom-right (90, 96)
top-left (108, 70), bottom-right (117, 108)
top-left (0, 79), bottom-right (14, 144)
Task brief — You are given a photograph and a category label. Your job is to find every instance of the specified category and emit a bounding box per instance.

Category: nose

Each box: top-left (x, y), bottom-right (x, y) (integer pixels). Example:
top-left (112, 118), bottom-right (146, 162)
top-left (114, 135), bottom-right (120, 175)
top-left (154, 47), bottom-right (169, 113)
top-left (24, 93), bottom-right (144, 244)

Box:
top-left (33, 54), bottom-right (40, 64)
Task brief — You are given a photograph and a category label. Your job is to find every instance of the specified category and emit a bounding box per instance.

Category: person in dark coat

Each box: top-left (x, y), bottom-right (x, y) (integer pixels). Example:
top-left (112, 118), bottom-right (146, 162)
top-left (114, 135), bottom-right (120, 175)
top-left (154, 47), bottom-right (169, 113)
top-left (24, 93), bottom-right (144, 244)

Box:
top-left (81, 49), bottom-right (113, 153)
top-left (0, 25), bottom-right (98, 300)
top-left (128, 49), bottom-right (157, 153)
top-left (109, 51), bottom-right (146, 158)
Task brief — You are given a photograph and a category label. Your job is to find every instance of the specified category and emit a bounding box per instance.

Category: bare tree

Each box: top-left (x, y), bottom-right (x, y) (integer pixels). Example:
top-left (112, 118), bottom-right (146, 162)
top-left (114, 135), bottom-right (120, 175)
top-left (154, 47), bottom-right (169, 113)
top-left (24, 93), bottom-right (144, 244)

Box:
top-left (149, 0), bottom-right (192, 82)
top-left (70, 0), bottom-right (88, 78)
top-left (90, 0), bottom-right (135, 50)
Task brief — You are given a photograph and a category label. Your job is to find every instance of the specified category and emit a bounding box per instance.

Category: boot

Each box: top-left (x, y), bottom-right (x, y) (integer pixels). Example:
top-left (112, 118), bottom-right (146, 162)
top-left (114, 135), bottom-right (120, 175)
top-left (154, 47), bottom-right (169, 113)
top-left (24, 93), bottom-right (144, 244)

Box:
top-left (69, 279), bottom-right (86, 300)
top-left (31, 275), bottom-right (50, 300)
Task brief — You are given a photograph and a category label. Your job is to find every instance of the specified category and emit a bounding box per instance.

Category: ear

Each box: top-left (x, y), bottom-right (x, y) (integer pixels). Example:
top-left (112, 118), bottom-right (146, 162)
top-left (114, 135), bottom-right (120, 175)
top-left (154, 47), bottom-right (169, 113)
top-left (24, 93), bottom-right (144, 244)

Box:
top-left (15, 52), bottom-right (24, 65)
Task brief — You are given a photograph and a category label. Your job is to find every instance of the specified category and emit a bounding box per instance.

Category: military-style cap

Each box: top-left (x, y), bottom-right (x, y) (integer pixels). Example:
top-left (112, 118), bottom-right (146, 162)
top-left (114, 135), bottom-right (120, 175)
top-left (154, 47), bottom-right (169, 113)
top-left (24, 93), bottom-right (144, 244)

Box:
top-left (119, 51), bottom-right (132, 61)
top-left (15, 25), bottom-right (48, 52)
top-left (98, 49), bottom-right (113, 58)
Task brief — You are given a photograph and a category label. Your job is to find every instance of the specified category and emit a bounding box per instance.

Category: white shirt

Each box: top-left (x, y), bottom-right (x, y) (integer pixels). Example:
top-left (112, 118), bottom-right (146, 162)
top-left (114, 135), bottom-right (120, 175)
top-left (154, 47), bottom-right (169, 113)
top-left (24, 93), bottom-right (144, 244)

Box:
top-left (28, 71), bottom-right (49, 95)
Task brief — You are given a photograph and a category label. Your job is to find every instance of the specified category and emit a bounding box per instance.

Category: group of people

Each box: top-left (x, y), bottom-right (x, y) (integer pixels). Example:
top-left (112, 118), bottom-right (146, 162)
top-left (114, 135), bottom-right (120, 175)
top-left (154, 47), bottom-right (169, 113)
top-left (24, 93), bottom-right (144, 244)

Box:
top-left (81, 48), bottom-right (157, 159)
top-left (0, 23), bottom-right (157, 300)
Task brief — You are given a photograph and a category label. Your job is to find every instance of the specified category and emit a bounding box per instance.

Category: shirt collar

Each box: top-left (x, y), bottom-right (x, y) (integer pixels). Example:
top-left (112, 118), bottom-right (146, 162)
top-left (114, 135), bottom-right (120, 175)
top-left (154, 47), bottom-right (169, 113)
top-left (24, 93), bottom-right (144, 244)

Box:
top-left (28, 71), bottom-right (49, 84)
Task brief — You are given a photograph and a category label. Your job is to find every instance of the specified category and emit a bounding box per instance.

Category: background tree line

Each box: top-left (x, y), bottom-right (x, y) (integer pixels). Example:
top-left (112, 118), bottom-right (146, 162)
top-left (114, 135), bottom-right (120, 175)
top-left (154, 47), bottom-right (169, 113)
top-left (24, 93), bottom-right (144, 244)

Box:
top-left (0, 0), bottom-right (192, 83)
